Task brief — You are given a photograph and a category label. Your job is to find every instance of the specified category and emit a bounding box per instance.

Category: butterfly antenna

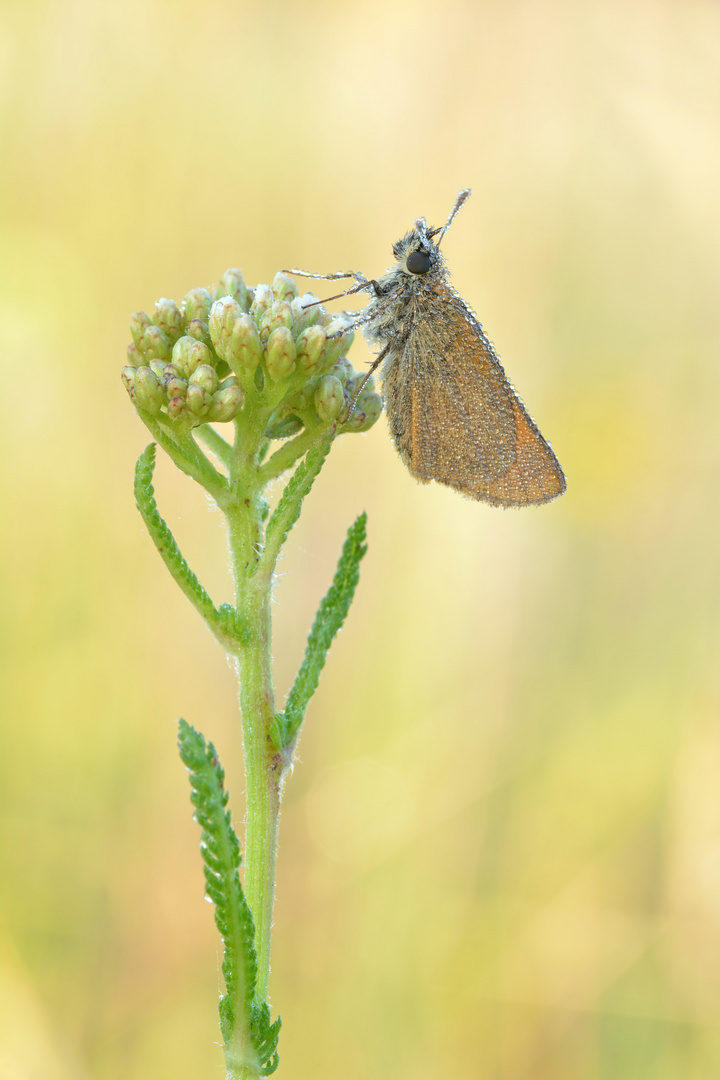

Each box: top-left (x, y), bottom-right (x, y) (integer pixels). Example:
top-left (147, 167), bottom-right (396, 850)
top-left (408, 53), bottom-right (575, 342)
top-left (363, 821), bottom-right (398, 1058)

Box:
top-left (435, 188), bottom-right (472, 246)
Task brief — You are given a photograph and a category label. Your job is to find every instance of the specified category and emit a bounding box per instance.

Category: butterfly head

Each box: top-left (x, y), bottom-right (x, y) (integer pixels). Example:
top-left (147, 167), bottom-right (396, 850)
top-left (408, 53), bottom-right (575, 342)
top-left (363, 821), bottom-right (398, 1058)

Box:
top-left (391, 221), bottom-right (443, 279)
top-left (390, 190), bottom-right (472, 281)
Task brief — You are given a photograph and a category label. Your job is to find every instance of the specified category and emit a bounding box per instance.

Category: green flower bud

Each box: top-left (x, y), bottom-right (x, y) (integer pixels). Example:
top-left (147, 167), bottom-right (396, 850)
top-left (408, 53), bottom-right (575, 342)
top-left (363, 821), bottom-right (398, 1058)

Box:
top-left (139, 324), bottom-right (173, 363)
top-left (265, 326), bottom-right (296, 381)
top-left (295, 324), bottom-right (328, 375)
top-left (121, 366), bottom-right (136, 397)
top-left (355, 391), bottom-right (383, 431)
top-left (250, 284), bottom-right (274, 324)
top-left (290, 293), bottom-right (321, 334)
top-left (355, 372), bottom-right (375, 395)
top-left (126, 343), bottom-right (141, 367)
top-left (324, 315), bottom-right (351, 337)
top-left (185, 318), bottom-right (211, 344)
top-left (322, 318), bottom-right (355, 368)
top-left (149, 359), bottom-right (167, 381)
top-left (130, 311), bottom-right (152, 347)
top-left (165, 374), bottom-right (188, 399)
top-left (153, 298), bottom-right (184, 343)
top-left (167, 396), bottom-right (188, 420)
top-left (219, 374), bottom-right (241, 390)
top-left (343, 377), bottom-right (383, 432)
top-left (184, 288), bottom-right (213, 323)
top-left (288, 380), bottom-right (316, 414)
top-left (219, 269), bottom-right (248, 310)
top-left (361, 396), bottom-right (383, 431)
top-left (187, 382), bottom-right (212, 418)
top-left (172, 336), bottom-right (214, 379)
top-left (229, 315), bottom-right (263, 374)
top-left (189, 363), bottom-right (219, 395)
top-left (259, 300), bottom-right (293, 342)
top-left (327, 357), bottom-right (352, 386)
top-left (208, 382), bottom-right (243, 422)
top-left (134, 366), bottom-right (165, 415)
top-left (314, 375), bottom-right (344, 422)
top-left (272, 271), bottom-right (299, 302)
top-left (209, 296), bottom-right (243, 362)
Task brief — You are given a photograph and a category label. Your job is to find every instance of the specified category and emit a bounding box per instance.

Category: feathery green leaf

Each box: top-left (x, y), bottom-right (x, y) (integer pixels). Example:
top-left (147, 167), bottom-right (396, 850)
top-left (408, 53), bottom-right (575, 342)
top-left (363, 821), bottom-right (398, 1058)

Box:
top-left (178, 720), bottom-right (280, 1075)
top-left (272, 513), bottom-right (368, 750)
top-left (261, 430), bottom-right (335, 579)
top-left (134, 445), bottom-right (246, 647)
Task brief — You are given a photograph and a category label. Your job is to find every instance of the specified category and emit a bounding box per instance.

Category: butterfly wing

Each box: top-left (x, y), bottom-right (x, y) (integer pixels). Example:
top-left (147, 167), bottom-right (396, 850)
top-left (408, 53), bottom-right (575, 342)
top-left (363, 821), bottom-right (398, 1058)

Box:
top-left (382, 291), bottom-right (566, 507)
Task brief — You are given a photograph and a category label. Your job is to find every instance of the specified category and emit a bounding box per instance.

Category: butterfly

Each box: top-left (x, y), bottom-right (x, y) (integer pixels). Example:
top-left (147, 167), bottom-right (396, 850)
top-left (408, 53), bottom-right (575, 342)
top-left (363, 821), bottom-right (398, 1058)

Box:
top-left (289, 189), bottom-right (566, 507)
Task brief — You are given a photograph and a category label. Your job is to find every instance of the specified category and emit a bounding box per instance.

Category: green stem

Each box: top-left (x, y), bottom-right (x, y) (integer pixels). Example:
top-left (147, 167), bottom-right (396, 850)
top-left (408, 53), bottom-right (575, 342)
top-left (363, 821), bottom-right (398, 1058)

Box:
top-left (196, 422), bottom-right (233, 471)
top-left (138, 410), bottom-right (228, 498)
top-left (257, 420), bottom-right (328, 485)
top-left (225, 413), bottom-right (286, 1010)
top-left (222, 421), bottom-right (336, 1022)
top-left (230, 514), bottom-right (282, 1004)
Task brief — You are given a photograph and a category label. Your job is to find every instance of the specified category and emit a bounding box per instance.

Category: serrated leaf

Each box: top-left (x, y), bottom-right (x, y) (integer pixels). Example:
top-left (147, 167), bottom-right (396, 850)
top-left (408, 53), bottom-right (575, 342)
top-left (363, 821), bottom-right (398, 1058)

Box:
top-left (263, 431), bottom-right (334, 572)
top-left (178, 719), bottom-right (281, 1073)
top-left (134, 445), bottom-right (247, 647)
top-left (273, 512), bottom-right (368, 750)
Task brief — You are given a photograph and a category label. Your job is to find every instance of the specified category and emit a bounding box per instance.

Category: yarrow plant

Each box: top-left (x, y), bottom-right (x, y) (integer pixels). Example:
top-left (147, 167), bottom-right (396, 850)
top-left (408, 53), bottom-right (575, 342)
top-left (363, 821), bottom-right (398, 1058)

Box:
top-left (122, 268), bottom-right (382, 1079)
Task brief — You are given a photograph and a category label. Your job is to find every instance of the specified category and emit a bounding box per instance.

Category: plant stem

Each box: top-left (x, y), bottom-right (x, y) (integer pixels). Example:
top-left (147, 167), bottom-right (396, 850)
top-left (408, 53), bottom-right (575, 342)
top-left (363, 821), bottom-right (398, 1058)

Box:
top-left (232, 539), bottom-right (281, 1003)
top-left (225, 411), bottom-right (285, 1009)
top-left (258, 421), bottom-right (325, 485)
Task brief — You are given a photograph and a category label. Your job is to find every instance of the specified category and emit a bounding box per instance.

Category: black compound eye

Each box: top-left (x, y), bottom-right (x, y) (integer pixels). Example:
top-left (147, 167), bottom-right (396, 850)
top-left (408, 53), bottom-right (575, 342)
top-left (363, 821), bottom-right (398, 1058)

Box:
top-left (406, 250), bottom-right (432, 275)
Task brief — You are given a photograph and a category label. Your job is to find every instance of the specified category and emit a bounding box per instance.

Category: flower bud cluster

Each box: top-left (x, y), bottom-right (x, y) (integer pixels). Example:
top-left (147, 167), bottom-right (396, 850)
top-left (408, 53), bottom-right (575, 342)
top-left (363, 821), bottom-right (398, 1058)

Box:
top-left (122, 268), bottom-right (383, 438)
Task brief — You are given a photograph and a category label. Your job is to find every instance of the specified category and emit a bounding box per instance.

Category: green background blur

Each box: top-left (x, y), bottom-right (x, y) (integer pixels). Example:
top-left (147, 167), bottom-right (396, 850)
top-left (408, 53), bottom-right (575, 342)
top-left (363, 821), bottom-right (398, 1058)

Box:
top-left (2, 1), bottom-right (720, 1077)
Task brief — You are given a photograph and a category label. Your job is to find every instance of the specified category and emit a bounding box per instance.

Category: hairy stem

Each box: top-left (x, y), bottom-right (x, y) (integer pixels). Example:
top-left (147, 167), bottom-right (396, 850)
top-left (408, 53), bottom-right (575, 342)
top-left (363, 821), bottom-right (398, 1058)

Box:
top-left (227, 502), bottom-right (282, 1006)
top-left (224, 397), bottom-right (296, 1014)
top-left (196, 422), bottom-right (233, 471)
top-left (258, 421), bottom-right (327, 485)
top-left (139, 410), bottom-right (228, 497)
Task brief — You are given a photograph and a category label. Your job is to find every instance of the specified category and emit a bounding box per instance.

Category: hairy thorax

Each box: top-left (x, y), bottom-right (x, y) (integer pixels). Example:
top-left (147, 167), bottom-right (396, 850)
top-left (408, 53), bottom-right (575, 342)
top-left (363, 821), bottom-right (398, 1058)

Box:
top-left (361, 265), bottom-right (441, 351)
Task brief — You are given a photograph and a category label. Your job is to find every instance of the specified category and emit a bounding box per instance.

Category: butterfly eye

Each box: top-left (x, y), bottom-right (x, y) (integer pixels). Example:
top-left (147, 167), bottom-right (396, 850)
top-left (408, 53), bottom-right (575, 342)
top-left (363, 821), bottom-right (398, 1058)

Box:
top-left (406, 250), bottom-right (432, 275)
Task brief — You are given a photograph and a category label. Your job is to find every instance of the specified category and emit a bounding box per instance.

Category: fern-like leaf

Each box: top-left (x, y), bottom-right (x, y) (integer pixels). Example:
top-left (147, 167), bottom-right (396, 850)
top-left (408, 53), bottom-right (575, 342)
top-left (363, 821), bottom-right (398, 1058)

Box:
top-left (177, 720), bottom-right (281, 1074)
top-left (134, 445), bottom-right (246, 647)
top-left (262, 431), bottom-right (334, 577)
top-left (271, 512), bottom-right (368, 750)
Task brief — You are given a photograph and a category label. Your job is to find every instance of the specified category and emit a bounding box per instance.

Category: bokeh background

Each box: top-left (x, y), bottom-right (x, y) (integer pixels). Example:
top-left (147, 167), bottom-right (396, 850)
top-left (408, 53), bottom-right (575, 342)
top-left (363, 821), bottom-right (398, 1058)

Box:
top-left (2, 0), bottom-right (720, 1077)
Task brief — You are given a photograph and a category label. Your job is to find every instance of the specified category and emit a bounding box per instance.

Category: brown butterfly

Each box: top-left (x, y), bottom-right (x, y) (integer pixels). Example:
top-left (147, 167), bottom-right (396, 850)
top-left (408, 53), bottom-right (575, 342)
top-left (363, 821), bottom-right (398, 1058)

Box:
top-left (289, 190), bottom-right (566, 507)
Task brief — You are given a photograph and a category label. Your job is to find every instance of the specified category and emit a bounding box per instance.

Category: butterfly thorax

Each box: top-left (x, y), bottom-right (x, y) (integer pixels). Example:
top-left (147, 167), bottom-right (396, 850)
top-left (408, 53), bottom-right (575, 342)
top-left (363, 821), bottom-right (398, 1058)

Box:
top-left (360, 227), bottom-right (452, 352)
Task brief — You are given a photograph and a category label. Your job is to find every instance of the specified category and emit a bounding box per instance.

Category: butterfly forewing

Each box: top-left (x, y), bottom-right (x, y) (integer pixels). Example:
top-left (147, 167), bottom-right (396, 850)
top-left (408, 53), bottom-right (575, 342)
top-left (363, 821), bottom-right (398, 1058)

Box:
top-left (383, 285), bottom-right (565, 507)
top-left (384, 320), bottom-right (513, 481)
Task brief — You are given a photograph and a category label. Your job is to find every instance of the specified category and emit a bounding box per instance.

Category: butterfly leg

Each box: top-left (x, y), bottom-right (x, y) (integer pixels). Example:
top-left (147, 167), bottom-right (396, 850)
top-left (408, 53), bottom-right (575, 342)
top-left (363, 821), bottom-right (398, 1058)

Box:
top-left (284, 267), bottom-right (369, 285)
top-left (342, 327), bottom-right (410, 423)
top-left (323, 301), bottom-right (383, 340)
top-left (341, 341), bottom-right (392, 424)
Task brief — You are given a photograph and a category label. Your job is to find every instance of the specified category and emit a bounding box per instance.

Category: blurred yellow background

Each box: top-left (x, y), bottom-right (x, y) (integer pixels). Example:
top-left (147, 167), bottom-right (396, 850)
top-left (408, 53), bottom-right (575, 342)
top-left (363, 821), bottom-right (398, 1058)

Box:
top-left (2, 0), bottom-right (720, 1077)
